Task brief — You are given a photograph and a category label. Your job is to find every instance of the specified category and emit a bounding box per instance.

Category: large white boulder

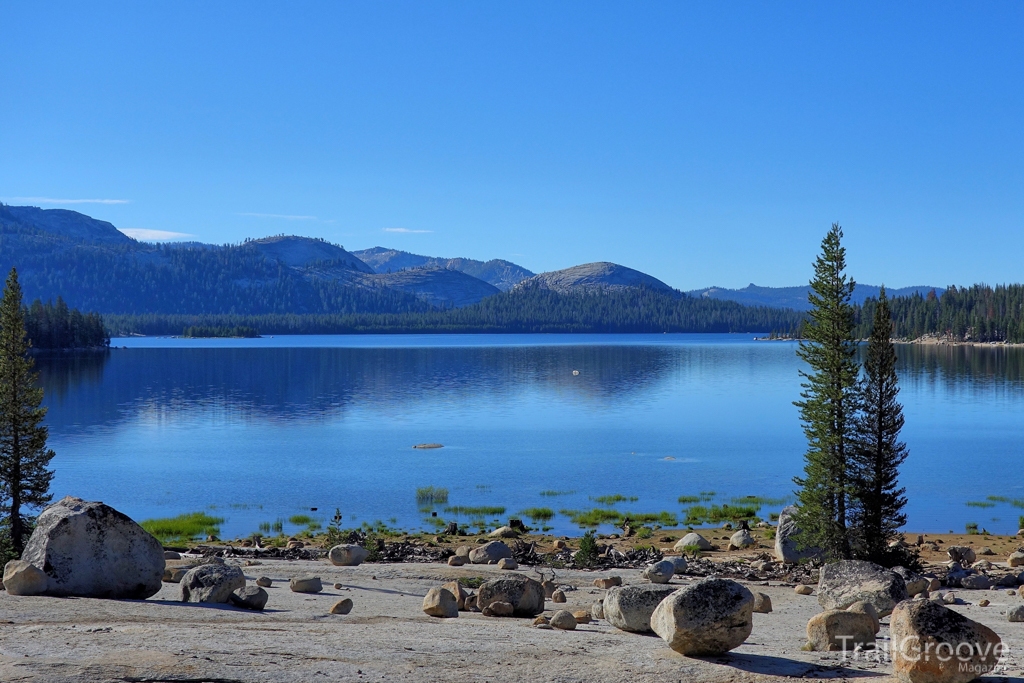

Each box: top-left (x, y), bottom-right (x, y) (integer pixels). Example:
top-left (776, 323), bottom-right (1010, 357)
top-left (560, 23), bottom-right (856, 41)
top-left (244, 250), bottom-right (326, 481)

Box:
top-left (650, 578), bottom-right (755, 656)
top-left (673, 532), bottom-right (712, 552)
top-left (469, 541), bottom-right (512, 565)
top-left (603, 584), bottom-right (679, 633)
top-left (21, 496), bottom-right (165, 599)
top-left (774, 506), bottom-right (822, 563)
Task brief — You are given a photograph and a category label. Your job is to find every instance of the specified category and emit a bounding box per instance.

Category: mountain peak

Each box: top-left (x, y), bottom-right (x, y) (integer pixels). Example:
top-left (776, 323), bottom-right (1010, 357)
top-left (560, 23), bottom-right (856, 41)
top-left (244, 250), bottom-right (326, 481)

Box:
top-left (518, 262), bottom-right (676, 295)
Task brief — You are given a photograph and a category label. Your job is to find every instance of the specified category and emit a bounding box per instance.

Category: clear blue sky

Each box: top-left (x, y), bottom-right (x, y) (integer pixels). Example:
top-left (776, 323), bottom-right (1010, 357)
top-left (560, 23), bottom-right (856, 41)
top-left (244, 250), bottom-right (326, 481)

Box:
top-left (2, 2), bottom-right (1022, 290)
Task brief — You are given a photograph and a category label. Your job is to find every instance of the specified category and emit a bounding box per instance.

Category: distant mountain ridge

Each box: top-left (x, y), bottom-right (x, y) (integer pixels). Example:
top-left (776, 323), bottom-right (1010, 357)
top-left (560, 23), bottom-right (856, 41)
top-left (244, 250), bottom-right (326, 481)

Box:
top-left (518, 262), bottom-right (677, 295)
top-left (687, 283), bottom-right (945, 311)
top-left (352, 247), bottom-right (534, 291)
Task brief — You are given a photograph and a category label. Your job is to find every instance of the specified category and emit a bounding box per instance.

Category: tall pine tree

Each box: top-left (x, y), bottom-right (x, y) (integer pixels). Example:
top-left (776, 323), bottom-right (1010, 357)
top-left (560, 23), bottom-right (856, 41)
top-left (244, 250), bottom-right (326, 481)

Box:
top-left (793, 224), bottom-right (861, 561)
top-left (851, 286), bottom-right (913, 567)
top-left (0, 268), bottom-right (55, 560)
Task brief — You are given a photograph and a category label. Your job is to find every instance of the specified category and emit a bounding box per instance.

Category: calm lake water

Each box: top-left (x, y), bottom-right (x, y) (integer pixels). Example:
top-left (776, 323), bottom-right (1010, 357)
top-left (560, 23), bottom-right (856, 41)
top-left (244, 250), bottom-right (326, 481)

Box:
top-left (35, 334), bottom-right (1024, 538)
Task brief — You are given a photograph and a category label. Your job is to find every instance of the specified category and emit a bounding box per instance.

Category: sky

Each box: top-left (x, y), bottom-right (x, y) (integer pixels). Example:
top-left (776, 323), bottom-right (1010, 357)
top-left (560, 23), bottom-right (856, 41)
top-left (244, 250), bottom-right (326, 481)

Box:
top-left (2, 2), bottom-right (1022, 290)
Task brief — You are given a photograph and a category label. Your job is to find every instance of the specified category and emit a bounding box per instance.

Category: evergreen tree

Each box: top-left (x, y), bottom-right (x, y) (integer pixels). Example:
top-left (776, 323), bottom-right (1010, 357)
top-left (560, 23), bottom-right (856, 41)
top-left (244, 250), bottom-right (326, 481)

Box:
top-left (793, 224), bottom-right (861, 561)
top-left (851, 287), bottom-right (914, 567)
top-left (0, 268), bottom-right (55, 559)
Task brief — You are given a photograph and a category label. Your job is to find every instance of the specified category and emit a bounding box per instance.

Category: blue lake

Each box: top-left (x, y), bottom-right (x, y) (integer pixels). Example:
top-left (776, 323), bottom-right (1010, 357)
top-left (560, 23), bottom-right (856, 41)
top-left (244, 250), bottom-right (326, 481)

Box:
top-left (36, 334), bottom-right (1024, 538)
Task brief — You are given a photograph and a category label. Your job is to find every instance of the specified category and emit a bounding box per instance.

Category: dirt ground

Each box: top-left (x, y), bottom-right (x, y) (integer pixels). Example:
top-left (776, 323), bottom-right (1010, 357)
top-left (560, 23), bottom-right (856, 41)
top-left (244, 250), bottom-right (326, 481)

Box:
top-left (2, 535), bottom-right (1024, 683)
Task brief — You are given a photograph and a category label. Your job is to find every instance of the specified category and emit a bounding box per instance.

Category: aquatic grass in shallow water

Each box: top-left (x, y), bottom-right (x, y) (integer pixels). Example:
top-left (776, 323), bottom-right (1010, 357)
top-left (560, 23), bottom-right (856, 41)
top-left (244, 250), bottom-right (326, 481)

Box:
top-left (443, 505), bottom-right (506, 517)
top-left (416, 486), bottom-right (449, 506)
top-left (966, 501), bottom-right (996, 508)
top-left (288, 514), bottom-right (316, 525)
top-left (141, 512), bottom-right (224, 543)
top-left (519, 507), bottom-right (554, 521)
top-left (682, 504), bottom-right (758, 525)
top-left (540, 490), bottom-right (576, 497)
top-left (565, 508), bottom-right (677, 528)
top-left (590, 494), bottom-right (638, 505)
top-left (730, 495), bottom-right (792, 506)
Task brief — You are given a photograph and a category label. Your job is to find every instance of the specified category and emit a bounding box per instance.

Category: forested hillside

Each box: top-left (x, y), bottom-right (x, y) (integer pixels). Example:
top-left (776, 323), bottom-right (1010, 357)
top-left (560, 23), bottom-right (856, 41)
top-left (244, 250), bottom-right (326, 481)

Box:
top-left (856, 285), bottom-right (1024, 343)
top-left (104, 284), bottom-right (805, 335)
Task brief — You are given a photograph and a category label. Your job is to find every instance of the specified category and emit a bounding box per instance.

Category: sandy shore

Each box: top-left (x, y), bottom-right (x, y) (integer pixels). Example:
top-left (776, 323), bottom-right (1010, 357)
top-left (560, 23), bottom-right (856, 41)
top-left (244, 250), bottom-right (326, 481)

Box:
top-left (2, 531), bottom-right (1023, 682)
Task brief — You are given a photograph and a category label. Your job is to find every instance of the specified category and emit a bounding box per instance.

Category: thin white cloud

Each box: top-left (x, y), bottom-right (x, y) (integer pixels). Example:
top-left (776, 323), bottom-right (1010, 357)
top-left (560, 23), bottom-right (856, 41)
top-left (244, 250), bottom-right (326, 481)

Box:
top-left (239, 212), bottom-right (317, 221)
top-left (383, 227), bottom-right (433, 234)
top-left (119, 228), bottom-right (194, 242)
top-left (4, 197), bottom-right (130, 205)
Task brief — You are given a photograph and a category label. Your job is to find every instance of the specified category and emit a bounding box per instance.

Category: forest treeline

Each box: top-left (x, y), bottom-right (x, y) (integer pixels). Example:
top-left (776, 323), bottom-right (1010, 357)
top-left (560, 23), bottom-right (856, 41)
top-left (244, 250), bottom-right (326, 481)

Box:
top-left (105, 284), bottom-right (805, 336)
top-left (855, 284), bottom-right (1024, 343)
top-left (23, 298), bottom-right (109, 350)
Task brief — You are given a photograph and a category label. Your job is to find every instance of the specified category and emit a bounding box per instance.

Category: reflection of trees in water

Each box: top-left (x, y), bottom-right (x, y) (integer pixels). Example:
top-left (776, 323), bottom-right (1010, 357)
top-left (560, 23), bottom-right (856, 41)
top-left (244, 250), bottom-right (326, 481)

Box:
top-left (37, 345), bottom-right (678, 430)
top-left (35, 351), bottom-right (110, 400)
top-left (896, 344), bottom-right (1024, 390)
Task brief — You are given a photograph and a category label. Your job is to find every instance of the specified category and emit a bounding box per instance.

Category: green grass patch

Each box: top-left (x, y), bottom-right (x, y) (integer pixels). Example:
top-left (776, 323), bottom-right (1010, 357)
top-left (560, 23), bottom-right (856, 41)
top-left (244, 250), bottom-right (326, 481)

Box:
top-left (443, 506), bottom-right (506, 517)
top-left (987, 496), bottom-right (1011, 503)
top-left (519, 507), bottom-right (554, 521)
top-left (966, 522), bottom-right (979, 535)
top-left (258, 519), bottom-right (284, 534)
top-left (540, 490), bottom-right (576, 497)
top-left (416, 486), bottom-right (449, 506)
top-left (677, 495), bottom-right (702, 504)
top-left (683, 504), bottom-right (759, 525)
top-left (141, 512), bottom-right (224, 543)
top-left (590, 494), bottom-right (638, 505)
top-left (566, 508), bottom-right (677, 528)
top-left (730, 495), bottom-right (791, 506)
top-left (699, 491), bottom-right (716, 501)
top-left (288, 514), bottom-right (316, 525)
top-left (966, 501), bottom-right (996, 508)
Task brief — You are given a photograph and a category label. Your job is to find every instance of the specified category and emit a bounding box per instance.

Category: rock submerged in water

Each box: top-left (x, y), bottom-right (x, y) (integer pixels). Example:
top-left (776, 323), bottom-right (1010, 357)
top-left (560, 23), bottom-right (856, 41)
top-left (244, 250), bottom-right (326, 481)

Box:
top-left (603, 584), bottom-right (679, 633)
top-left (21, 496), bottom-right (165, 599)
top-left (890, 598), bottom-right (1002, 683)
top-left (817, 560), bottom-right (908, 617)
top-left (650, 578), bottom-right (755, 656)
top-left (180, 564), bottom-right (246, 603)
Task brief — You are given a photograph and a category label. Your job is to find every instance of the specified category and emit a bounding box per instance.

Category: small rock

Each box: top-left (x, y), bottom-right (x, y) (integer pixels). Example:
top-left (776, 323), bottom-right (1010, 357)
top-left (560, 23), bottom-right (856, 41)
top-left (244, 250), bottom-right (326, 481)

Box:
top-left (455, 545), bottom-right (472, 558)
top-left (550, 610), bottom-right (577, 630)
top-left (643, 560), bottom-right (675, 584)
top-left (752, 592), bottom-right (773, 613)
top-left (795, 584), bottom-right (814, 595)
top-left (817, 560), bottom-right (908, 617)
top-left (553, 540), bottom-right (567, 550)
top-left (978, 599), bottom-right (990, 607)
top-left (469, 541), bottom-right (512, 565)
top-left (163, 551), bottom-right (181, 560)
top-left (532, 615), bottom-right (549, 625)
top-left (476, 574), bottom-right (545, 616)
top-left (482, 600), bottom-right (514, 617)
top-left (542, 580), bottom-right (557, 598)
top-left (497, 558), bottom-right (518, 570)
top-left (593, 576), bottom-right (622, 589)
top-left (927, 577), bottom-right (942, 592)
top-left (730, 529), bottom-right (756, 549)
top-left (230, 586), bottom-right (269, 611)
top-left (774, 506), bottom-right (822, 564)
top-left (2, 561), bottom-right (48, 596)
top-left (422, 587), bottom-right (458, 618)
top-left (447, 555), bottom-right (467, 567)
top-left (552, 589), bottom-right (567, 603)
top-left (674, 532), bottom-right (712, 552)
top-left (961, 574), bottom-right (991, 590)
top-left (180, 564), bottom-right (246, 603)
top-left (328, 544), bottom-right (369, 567)
top-left (330, 598), bottom-right (353, 615)
top-left (572, 610), bottom-right (591, 624)
top-left (333, 582), bottom-right (343, 590)
top-left (255, 576), bottom-right (272, 588)
top-left (603, 584), bottom-right (681, 633)
top-left (980, 546), bottom-right (995, 556)
top-left (942, 591), bottom-right (957, 605)
top-left (1007, 551), bottom-right (1024, 568)
top-left (947, 545), bottom-right (976, 565)
top-left (667, 556), bottom-right (688, 574)
top-left (162, 567), bottom-right (187, 583)
top-left (286, 540), bottom-right (303, 550)
top-left (465, 594), bottom-right (478, 611)
top-left (591, 601), bottom-right (605, 619)
top-left (535, 622), bottom-right (553, 629)
top-left (1008, 606), bottom-right (1024, 622)
top-left (488, 526), bottom-right (519, 539)
top-left (805, 609), bottom-right (876, 651)
top-left (289, 576), bottom-right (323, 594)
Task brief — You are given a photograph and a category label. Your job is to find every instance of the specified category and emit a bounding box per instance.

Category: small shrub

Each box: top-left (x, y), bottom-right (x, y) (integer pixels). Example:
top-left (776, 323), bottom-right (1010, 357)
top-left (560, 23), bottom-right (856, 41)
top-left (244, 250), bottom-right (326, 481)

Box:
top-left (323, 509), bottom-right (345, 547)
top-left (635, 526), bottom-right (653, 539)
top-left (965, 522), bottom-right (979, 535)
top-left (574, 530), bottom-right (600, 568)
top-left (1019, 515), bottom-right (1024, 530)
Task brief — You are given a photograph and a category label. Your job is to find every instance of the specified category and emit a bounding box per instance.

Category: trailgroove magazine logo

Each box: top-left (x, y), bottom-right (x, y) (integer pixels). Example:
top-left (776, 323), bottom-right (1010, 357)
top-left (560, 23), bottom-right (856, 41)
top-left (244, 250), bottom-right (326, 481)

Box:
top-left (834, 636), bottom-right (1010, 675)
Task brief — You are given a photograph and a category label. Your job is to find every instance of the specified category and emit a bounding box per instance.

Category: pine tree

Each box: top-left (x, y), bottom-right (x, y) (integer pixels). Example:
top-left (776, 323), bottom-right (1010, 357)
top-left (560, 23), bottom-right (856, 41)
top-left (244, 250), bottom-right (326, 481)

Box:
top-left (793, 224), bottom-right (861, 561)
top-left (0, 268), bottom-right (55, 559)
top-left (851, 287), bottom-right (913, 567)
